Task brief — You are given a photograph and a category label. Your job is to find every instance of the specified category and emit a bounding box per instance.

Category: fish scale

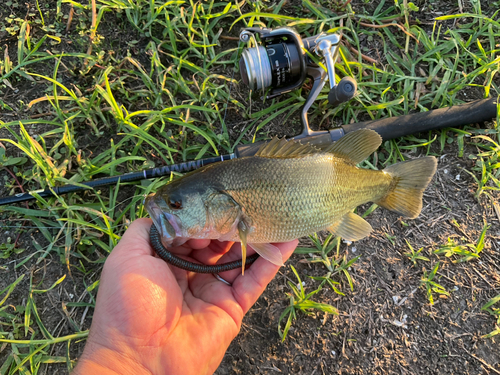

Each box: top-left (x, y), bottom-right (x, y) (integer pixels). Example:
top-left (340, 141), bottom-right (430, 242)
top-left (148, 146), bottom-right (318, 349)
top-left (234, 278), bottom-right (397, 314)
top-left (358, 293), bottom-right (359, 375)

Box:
top-left (209, 153), bottom-right (391, 243)
top-left (145, 129), bottom-right (437, 268)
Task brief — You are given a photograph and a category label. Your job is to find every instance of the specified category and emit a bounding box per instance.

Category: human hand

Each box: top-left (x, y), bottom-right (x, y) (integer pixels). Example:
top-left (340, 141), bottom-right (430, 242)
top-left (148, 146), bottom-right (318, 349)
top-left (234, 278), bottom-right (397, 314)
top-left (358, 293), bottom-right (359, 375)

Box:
top-left (73, 218), bottom-right (298, 375)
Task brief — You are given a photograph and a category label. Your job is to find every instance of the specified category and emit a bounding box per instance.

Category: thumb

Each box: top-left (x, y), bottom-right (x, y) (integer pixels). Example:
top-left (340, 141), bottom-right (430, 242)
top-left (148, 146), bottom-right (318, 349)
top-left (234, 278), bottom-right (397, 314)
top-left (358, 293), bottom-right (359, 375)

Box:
top-left (110, 218), bottom-right (155, 259)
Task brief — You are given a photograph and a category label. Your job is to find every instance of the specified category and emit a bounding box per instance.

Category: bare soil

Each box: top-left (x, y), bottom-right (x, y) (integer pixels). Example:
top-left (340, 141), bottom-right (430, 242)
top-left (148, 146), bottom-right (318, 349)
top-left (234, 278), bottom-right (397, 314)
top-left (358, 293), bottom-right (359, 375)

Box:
top-left (0, 0), bottom-right (499, 374)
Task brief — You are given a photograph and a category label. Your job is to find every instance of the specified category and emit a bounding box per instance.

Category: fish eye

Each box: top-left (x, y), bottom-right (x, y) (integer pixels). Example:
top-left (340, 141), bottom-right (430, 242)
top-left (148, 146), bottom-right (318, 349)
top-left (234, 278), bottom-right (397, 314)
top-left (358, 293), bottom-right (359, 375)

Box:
top-left (169, 199), bottom-right (182, 210)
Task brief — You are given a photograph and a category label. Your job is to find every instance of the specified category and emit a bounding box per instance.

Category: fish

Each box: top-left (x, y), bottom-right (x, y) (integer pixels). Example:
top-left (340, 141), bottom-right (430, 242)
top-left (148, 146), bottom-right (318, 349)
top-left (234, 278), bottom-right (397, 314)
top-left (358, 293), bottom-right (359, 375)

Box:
top-left (145, 129), bottom-right (437, 274)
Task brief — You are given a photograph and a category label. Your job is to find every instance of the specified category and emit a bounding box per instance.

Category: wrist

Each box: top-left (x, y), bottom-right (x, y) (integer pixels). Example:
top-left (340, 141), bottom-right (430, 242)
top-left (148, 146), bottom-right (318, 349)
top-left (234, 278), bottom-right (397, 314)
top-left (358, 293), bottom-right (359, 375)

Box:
top-left (73, 341), bottom-right (153, 375)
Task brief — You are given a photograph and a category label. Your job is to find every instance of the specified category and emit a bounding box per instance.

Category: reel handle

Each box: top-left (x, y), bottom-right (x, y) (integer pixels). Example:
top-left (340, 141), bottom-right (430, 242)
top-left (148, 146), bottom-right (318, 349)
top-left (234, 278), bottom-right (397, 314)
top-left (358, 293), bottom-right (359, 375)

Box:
top-left (328, 76), bottom-right (357, 106)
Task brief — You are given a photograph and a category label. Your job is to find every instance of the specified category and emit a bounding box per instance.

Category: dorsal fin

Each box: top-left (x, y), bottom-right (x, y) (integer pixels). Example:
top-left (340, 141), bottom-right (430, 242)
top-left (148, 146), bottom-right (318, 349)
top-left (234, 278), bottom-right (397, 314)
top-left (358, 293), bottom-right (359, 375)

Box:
top-left (324, 129), bottom-right (382, 164)
top-left (255, 137), bottom-right (323, 158)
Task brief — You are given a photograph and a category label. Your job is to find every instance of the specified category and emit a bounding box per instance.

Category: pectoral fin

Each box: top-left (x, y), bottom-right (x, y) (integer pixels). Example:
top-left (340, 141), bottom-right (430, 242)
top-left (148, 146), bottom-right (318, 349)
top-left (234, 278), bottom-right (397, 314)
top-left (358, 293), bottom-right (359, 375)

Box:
top-left (327, 212), bottom-right (372, 241)
top-left (249, 243), bottom-right (284, 266)
top-left (238, 221), bottom-right (250, 275)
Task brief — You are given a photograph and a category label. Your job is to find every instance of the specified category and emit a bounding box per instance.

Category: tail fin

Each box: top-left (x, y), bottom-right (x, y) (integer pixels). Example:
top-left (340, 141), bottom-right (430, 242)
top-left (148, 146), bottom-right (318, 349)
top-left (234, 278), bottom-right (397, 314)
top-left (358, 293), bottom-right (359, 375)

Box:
top-left (376, 157), bottom-right (437, 219)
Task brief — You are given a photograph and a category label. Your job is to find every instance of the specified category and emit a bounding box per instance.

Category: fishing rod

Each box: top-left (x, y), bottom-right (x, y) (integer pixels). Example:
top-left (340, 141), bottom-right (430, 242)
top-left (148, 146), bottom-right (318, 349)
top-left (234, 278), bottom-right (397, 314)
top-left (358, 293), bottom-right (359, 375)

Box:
top-left (0, 27), bottom-right (498, 206)
top-left (0, 97), bottom-right (496, 206)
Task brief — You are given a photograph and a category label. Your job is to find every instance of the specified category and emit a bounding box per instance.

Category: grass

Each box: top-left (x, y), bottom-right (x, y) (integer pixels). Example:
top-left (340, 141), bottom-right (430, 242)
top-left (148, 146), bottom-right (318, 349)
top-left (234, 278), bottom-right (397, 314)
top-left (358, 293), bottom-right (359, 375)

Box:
top-left (295, 233), bottom-right (359, 296)
top-left (420, 262), bottom-right (450, 305)
top-left (0, 0), bottom-right (499, 372)
top-left (465, 133), bottom-right (500, 197)
top-left (278, 265), bottom-right (337, 342)
top-left (404, 239), bottom-right (430, 266)
top-left (482, 294), bottom-right (500, 338)
top-left (433, 221), bottom-right (489, 262)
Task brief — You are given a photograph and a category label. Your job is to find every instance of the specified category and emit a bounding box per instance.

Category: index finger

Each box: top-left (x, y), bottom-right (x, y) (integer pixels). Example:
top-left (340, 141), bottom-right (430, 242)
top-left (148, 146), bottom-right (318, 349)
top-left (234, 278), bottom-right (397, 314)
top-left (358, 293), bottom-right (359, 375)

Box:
top-left (230, 240), bottom-right (298, 313)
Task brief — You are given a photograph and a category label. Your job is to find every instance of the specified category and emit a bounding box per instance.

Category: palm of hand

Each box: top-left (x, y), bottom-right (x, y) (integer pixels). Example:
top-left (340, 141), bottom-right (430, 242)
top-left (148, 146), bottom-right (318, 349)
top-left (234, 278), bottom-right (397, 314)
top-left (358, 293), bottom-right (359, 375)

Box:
top-left (76, 219), bottom-right (297, 375)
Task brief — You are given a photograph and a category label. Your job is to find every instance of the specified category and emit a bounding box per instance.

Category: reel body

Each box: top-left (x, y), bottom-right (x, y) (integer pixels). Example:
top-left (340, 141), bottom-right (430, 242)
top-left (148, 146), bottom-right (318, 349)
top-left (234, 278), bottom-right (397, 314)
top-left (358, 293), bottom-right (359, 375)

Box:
top-left (238, 27), bottom-right (358, 138)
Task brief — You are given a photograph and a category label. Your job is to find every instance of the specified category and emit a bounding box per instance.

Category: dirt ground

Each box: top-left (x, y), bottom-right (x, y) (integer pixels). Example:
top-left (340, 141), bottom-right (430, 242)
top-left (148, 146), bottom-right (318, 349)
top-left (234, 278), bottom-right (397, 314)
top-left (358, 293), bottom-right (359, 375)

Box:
top-left (1, 158), bottom-right (499, 374)
top-left (1, 0), bottom-right (499, 374)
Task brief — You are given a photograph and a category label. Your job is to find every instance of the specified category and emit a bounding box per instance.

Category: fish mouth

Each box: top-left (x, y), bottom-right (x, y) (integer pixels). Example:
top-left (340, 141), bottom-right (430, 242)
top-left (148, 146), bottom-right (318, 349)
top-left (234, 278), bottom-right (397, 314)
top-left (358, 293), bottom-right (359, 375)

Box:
top-left (145, 195), bottom-right (182, 248)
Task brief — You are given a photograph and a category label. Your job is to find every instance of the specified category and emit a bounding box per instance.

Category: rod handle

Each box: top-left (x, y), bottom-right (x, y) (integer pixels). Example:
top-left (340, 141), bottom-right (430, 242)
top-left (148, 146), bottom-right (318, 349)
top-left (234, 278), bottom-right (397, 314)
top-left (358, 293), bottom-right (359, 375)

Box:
top-left (342, 98), bottom-right (498, 141)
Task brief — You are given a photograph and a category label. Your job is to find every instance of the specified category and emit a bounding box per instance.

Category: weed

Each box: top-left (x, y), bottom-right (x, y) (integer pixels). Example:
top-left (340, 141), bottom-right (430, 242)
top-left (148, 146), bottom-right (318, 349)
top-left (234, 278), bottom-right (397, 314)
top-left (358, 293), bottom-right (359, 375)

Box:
top-left (482, 294), bottom-right (500, 338)
top-left (0, 147), bottom-right (28, 168)
top-left (0, 0), bottom-right (498, 370)
top-left (420, 262), bottom-right (450, 305)
top-left (278, 265), bottom-right (337, 341)
top-left (0, 237), bottom-right (24, 258)
top-left (433, 223), bottom-right (489, 262)
top-left (0, 273), bottom-right (90, 373)
top-left (385, 233), bottom-right (397, 245)
top-left (404, 240), bottom-right (430, 266)
top-left (295, 233), bottom-right (360, 291)
top-left (465, 134), bottom-right (500, 198)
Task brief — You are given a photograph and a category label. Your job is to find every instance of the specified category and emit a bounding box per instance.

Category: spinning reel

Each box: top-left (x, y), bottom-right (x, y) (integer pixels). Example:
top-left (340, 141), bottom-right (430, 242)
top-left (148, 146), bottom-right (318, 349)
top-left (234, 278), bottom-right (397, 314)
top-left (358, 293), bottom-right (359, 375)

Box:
top-left (238, 27), bottom-right (357, 139)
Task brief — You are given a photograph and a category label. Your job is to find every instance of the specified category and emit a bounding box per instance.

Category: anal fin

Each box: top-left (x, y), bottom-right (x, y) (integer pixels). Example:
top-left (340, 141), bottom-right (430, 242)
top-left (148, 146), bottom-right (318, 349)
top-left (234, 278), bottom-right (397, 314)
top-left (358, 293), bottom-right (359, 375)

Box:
top-left (327, 212), bottom-right (372, 241)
